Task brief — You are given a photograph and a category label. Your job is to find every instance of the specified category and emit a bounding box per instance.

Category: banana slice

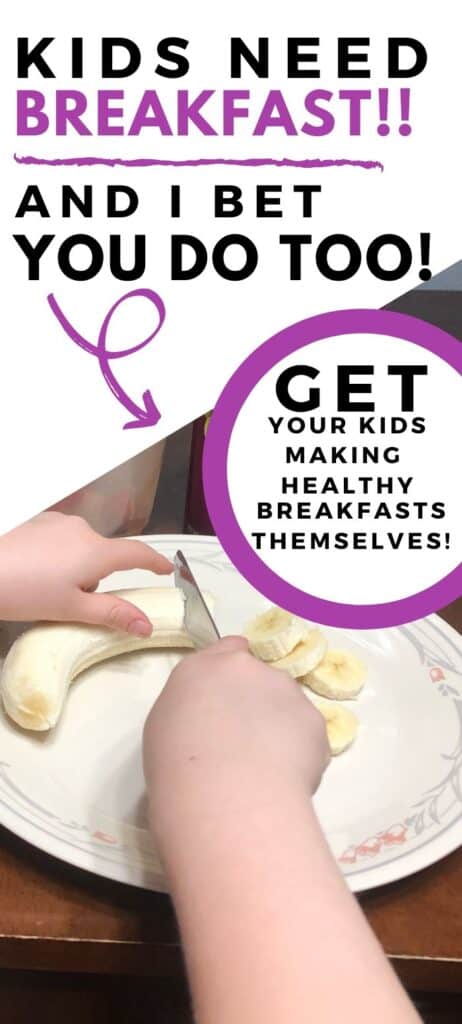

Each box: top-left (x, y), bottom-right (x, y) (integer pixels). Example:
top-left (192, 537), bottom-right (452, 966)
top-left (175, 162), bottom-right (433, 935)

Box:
top-left (302, 648), bottom-right (366, 700)
top-left (245, 606), bottom-right (312, 661)
top-left (1, 588), bottom-right (198, 732)
top-left (305, 693), bottom-right (359, 756)
top-left (271, 629), bottom-right (327, 679)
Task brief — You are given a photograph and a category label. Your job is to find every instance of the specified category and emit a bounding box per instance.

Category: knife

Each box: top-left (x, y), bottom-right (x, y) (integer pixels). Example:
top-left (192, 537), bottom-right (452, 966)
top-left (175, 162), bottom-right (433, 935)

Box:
top-left (174, 549), bottom-right (221, 648)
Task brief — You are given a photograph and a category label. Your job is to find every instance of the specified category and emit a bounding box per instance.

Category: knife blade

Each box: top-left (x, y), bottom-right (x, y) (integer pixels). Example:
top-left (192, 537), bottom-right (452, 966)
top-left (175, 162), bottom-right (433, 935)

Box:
top-left (174, 549), bottom-right (221, 648)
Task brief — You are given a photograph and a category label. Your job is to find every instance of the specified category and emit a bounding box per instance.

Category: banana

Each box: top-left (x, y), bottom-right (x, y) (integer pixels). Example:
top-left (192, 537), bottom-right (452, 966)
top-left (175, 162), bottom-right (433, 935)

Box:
top-left (305, 693), bottom-right (359, 755)
top-left (2, 584), bottom-right (365, 764)
top-left (1, 588), bottom-right (197, 732)
top-left (301, 648), bottom-right (366, 700)
top-left (271, 629), bottom-right (328, 679)
top-left (245, 606), bottom-right (313, 661)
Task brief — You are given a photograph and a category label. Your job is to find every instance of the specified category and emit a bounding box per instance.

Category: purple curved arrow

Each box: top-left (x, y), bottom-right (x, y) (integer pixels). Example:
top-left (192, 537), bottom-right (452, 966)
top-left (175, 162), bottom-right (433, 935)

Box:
top-left (47, 289), bottom-right (165, 429)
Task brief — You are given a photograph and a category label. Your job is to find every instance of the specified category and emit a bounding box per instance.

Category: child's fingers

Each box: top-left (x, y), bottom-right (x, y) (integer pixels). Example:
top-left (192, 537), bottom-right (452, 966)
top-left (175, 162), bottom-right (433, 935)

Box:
top-left (72, 591), bottom-right (154, 636)
top-left (100, 539), bottom-right (173, 576)
top-left (201, 635), bottom-right (249, 656)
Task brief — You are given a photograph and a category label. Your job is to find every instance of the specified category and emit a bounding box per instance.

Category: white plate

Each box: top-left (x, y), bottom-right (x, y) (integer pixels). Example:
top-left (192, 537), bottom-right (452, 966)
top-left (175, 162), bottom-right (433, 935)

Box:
top-left (0, 534), bottom-right (461, 894)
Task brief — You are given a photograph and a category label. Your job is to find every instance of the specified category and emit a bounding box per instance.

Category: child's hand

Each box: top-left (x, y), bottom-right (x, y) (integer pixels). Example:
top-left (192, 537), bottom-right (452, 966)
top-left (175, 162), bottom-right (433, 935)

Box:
top-left (143, 635), bottom-right (329, 852)
top-left (143, 638), bottom-right (420, 1024)
top-left (0, 511), bottom-right (172, 635)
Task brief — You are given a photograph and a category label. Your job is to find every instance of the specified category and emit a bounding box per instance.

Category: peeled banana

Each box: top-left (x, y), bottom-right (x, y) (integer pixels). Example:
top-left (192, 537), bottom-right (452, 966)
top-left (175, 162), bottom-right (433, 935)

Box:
top-left (302, 649), bottom-right (366, 700)
top-left (1, 588), bottom-right (195, 732)
top-left (2, 590), bottom-right (366, 761)
top-left (305, 694), bottom-right (359, 756)
top-left (271, 629), bottom-right (327, 679)
top-left (245, 606), bottom-right (311, 661)
top-left (244, 605), bottom-right (366, 756)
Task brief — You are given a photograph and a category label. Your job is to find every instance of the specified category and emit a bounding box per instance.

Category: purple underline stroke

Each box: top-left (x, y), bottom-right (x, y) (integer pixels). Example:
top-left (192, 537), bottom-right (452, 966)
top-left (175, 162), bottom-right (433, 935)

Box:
top-left (14, 153), bottom-right (384, 172)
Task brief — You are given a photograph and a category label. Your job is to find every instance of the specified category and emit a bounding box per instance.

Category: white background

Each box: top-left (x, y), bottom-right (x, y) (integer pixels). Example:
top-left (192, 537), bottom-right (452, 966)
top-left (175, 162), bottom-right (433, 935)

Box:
top-left (1, 0), bottom-right (461, 532)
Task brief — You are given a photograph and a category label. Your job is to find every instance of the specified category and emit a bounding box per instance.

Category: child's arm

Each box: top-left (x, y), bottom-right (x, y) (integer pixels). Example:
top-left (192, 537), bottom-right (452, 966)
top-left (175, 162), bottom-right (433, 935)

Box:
top-left (143, 637), bottom-right (421, 1024)
top-left (0, 511), bottom-right (172, 634)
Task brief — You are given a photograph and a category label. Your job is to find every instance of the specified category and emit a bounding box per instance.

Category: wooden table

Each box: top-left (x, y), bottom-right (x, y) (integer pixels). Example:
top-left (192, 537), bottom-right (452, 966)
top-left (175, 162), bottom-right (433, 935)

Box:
top-left (1, 289), bottom-right (461, 1021)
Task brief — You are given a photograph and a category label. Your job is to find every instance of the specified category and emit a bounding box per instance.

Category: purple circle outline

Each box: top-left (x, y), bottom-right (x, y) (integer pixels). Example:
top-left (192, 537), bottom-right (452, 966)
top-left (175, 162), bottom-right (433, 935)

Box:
top-left (203, 309), bottom-right (462, 629)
